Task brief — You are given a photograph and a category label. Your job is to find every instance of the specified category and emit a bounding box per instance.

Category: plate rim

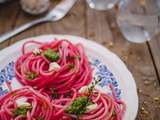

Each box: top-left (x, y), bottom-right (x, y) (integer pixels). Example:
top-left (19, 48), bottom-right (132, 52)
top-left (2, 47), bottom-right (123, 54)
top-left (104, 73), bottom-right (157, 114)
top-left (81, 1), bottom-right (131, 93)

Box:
top-left (0, 34), bottom-right (138, 120)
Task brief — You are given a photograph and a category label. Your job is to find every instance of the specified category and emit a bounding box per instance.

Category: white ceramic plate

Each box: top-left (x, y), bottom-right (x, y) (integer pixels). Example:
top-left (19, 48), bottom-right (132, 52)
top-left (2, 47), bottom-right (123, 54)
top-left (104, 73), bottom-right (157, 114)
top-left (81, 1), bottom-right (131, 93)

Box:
top-left (0, 35), bottom-right (138, 120)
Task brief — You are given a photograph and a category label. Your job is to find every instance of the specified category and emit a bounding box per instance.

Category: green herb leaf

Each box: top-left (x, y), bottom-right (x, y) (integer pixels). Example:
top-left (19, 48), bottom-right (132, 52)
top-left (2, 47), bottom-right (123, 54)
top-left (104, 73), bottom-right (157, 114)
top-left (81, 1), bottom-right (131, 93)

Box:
top-left (44, 48), bottom-right (59, 62)
top-left (64, 92), bottom-right (71, 98)
top-left (68, 63), bottom-right (75, 69)
top-left (66, 55), bottom-right (81, 60)
top-left (27, 73), bottom-right (38, 80)
top-left (11, 92), bottom-right (17, 97)
top-left (51, 93), bottom-right (59, 99)
top-left (50, 88), bottom-right (59, 99)
top-left (13, 105), bottom-right (32, 118)
top-left (112, 109), bottom-right (116, 117)
top-left (65, 77), bottom-right (101, 117)
top-left (88, 77), bottom-right (101, 97)
top-left (65, 96), bottom-right (89, 116)
top-left (36, 117), bottom-right (44, 120)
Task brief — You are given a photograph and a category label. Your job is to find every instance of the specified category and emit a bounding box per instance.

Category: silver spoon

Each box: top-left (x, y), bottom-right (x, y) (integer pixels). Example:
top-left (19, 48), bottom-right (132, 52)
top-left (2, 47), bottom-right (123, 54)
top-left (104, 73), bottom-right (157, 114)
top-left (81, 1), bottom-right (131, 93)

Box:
top-left (0, 0), bottom-right (77, 43)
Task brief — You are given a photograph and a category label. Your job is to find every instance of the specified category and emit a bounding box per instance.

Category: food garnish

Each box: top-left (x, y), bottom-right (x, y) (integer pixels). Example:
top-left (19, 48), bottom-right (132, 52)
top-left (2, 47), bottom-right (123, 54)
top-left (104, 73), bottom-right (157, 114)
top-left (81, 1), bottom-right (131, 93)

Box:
top-left (44, 48), bottom-right (59, 62)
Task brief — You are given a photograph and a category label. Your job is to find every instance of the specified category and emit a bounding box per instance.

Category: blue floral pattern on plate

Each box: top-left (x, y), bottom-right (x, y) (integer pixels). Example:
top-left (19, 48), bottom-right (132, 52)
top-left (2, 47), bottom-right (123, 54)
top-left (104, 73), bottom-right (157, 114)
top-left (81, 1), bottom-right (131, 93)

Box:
top-left (91, 59), bottom-right (121, 99)
top-left (0, 59), bottom-right (121, 99)
top-left (0, 61), bottom-right (15, 96)
top-left (0, 61), bottom-right (15, 85)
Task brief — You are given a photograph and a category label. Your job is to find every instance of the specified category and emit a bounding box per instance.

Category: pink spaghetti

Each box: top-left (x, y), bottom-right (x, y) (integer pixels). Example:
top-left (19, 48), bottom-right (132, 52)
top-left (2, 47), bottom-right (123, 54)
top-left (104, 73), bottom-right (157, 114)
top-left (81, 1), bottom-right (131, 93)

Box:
top-left (0, 39), bottom-right (126, 120)
top-left (77, 90), bottom-right (126, 120)
top-left (0, 86), bottom-right (53, 120)
top-left (15, 39), bottom-right (92, 93)
top-left (61, 85), bottom-right (126, 120)
top-left (0, 85), bottom-right (125, 120)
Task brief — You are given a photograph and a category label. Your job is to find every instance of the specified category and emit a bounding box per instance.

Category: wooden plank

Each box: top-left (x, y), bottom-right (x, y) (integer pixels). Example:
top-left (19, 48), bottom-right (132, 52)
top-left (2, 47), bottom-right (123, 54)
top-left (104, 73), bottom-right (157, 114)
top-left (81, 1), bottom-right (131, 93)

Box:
top-left (86, 6), bottom-right (160, 120)
top-left (149, 36), bottom-right (160, 83)
top-left (0, 1), bottom-right (20, 50)
top-left (85, 8), bottom-right (113, 43)
top-left (9, 0), bottom-right (86, 45)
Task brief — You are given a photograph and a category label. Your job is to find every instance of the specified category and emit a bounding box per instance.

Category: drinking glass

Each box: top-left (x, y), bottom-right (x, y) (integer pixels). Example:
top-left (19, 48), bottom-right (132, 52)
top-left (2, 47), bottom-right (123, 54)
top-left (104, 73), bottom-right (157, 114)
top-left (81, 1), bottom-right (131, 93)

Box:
top-left (86, 0), bottom-right (119, 10)
top-left (116, 0), bottom-right (160, 43)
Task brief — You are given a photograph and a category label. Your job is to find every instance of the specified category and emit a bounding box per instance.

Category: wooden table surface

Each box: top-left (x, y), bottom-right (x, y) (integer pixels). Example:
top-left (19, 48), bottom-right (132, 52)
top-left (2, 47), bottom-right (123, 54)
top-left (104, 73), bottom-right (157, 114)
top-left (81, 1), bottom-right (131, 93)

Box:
top-left (0, 0), bottom-right (160, 120)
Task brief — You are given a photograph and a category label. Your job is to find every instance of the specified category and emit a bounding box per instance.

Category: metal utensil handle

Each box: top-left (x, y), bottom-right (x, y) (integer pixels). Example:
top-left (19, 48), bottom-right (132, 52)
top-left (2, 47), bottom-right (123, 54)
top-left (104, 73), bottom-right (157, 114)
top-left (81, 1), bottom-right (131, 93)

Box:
top-left (0, 18), bottom-right (48, 43)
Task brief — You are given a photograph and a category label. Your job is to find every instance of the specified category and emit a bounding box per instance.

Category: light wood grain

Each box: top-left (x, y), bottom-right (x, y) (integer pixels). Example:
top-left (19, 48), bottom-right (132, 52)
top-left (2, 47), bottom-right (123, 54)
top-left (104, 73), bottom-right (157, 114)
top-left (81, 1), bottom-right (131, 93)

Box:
top-left (0, 0), bottom-right (160, 120)
top-left (9, 0), bottom-right (86, 45)
top-left (0, 2), bottom-right (20, 50)
top-left (149, 36), bottom-right (160, 84)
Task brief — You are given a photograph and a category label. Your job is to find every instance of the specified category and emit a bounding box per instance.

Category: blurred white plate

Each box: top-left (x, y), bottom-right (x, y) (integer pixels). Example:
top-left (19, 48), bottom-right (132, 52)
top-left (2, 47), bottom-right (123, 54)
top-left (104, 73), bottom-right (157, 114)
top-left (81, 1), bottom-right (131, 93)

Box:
top-left (0, 34), bottom-right (138, 120)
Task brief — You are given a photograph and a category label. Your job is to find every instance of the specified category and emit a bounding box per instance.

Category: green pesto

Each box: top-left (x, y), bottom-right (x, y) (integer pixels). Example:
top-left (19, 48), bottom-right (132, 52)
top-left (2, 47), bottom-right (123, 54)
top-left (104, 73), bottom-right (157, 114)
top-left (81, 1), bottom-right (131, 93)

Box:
top-left (66, 55), bottom-right (81, 60)
top-left (11, 92), bottom-right (17, 97)
top-left (27, 73), bottom-right (38, 80)
top-left (50, 88), bottom-right (59, 99)
top-left (112, 109), bottom-right (116, 117)
top-left (65, 96), bottom-right (89, 116)
top-left (13, 105), bottom-right (32, 118)
top-left (68, 63), bottom-right (75, 69)
top-left (65, 77), bottom-right (102, 117)
top-left (36, 117), bottom-right (44, 120)
top-left (51, 93), bottom-right (59, 99)
top-left (44, 48), bottom-right (59, 62)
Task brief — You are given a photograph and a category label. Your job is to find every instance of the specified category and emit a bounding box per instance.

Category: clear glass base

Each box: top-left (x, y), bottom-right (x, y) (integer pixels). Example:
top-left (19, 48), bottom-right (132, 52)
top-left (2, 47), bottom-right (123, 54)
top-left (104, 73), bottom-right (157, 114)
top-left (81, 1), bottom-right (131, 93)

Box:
top-left (86, 0), bottom-right (118, 11)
